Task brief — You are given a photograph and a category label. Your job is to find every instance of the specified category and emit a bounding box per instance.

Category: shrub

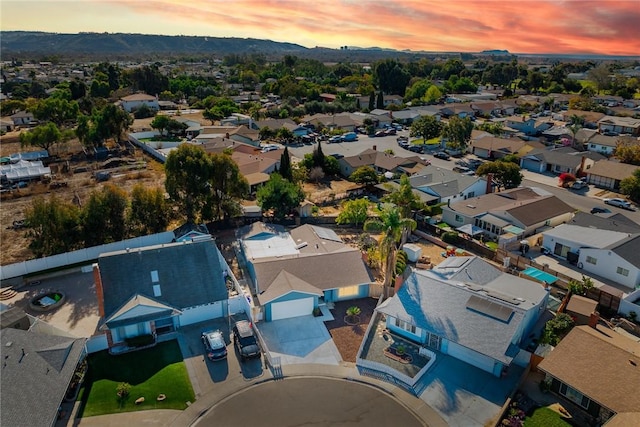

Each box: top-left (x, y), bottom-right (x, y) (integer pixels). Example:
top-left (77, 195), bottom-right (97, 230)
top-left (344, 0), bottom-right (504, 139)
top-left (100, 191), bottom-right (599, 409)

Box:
top-left (346, 306), bottom-right (361, 317)
top-left (441, 231), bottom-right (460, 244)
top-left (116, 382), bottom-right (131, 398)
top-left (125, 334), bottom-right (154, 348)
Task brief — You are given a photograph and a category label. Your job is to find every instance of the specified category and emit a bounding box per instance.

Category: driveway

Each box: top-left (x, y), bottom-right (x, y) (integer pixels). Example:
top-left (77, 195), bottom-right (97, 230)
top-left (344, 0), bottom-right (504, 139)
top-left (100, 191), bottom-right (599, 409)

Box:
top-left (256, 315), bottom-right (342, 366)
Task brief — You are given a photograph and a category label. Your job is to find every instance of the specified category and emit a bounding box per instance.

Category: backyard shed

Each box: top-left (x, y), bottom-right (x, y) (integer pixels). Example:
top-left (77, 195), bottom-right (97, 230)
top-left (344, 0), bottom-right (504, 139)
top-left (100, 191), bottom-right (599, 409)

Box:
top-left (402, 244), bottom-right (422, 263)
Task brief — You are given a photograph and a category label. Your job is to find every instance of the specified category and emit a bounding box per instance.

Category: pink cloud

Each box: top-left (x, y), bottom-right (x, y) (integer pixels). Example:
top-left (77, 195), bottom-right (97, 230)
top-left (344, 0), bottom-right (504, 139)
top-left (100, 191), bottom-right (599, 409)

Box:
top-left (98, 1), bottom-right (640, 55)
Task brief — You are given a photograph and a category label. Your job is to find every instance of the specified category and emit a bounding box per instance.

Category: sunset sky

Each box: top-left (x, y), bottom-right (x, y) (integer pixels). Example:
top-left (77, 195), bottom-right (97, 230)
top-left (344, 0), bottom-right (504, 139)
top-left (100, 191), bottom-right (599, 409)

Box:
top-left (3, 0), bottom-right (639, 55)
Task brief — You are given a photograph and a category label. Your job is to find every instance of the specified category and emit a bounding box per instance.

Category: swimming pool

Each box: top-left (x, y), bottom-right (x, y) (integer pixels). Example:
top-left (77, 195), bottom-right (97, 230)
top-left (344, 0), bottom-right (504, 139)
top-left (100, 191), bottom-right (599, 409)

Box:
top-left (522, 267), bottom-right (558, 284)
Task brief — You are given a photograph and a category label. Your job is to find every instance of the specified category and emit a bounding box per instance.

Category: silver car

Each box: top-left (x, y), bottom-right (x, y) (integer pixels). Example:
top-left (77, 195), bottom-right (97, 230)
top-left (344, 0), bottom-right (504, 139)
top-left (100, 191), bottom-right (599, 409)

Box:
top-left (603, 198), bottom-right (637, 211)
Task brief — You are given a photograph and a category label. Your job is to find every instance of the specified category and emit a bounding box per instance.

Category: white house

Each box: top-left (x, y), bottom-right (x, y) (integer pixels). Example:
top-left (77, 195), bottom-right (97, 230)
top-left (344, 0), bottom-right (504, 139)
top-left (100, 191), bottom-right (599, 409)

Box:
top-left (119, 93), bottom-right (160, 113)
top-left (374, 256), bottom-right (549, 376)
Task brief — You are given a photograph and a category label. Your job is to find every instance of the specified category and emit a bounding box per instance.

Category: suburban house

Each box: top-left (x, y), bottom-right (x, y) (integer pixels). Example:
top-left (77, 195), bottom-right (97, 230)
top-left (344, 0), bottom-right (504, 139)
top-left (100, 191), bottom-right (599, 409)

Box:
top-left (502, 116), bottom-right (552, 136)
top-left (230, 144), bottom-right (283, 192)
top-left (1, 322), bottom-right (86, 427)
top-left (337, 148), bottom-right (430, 178)
top-left (519, 148), bottom-right (602, 175)
top-left (377, 165), bottom-right (489, 205)
top-left (94, 236), bottom-right (229, 352)
top-left (440, 103), bottom-right (475, 119)
top-left (10, 110), bottom-right (35, 126)
top-left (305, 113), bottom-right (357, 132)
top-left (238, 222), bottom-right (373, 321)
top-left (597, 116), bottom-right (640, 136)
top-left (585, 160), bottom-right (640, 190)
top-left (442, 187), bottom-right (575, 239)
top-left (375, 256), bottom-right (549, 376)
top-left (119, 93), bottom-right (159, 113)
top-left (537, 324), bottom-right (640, 425)
top-left (541, 212), bottom-right (640, 290)
top-left (578, 130), bottom-right (618, 156)
top-left (561, 110), bottom-right (605, 129)
top-left (195, 125), bottom-right (259, 146)
top-left (468, 136), bottom-right (531, 159)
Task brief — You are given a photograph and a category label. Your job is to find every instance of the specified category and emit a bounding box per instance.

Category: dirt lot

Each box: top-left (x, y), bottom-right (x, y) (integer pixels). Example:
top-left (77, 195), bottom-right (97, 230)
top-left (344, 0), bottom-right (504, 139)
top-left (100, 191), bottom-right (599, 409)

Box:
top-left (324, 297), bottom-right (379, 363)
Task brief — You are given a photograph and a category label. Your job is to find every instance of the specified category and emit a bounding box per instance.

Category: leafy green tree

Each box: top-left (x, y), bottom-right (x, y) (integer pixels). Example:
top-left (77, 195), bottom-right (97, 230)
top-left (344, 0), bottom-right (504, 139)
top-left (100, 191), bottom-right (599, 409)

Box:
top-left (82, 185), bottom-right (128, 246)
top-left (323, 155), bottom-right (340, 176)
top-left (203, 107), bottom-right (224, 124)
top-left (125, 65), bottom-right (169, 95)
top-left (166, 118), bottom-right (188, 137)
top-left (404, 79), bottom-right (432, 103)
top-left (29, 97), bottom-right (79, 127)
top-left (443, 116), bottom-right (474, 151)
top-left (312, 140), bottom-right (325, 169)
top-left (25, 196), bottom-right (82, 257)
top-left (350, 166), bottom-right (378, 187)
top-left (410, 115), bottom-right (442, 141)
top-left (476, 161), bottom-right (523, 190)
top-left (476, 121), bottom-right (504, 136)
top-left (614, 136), bottom-right (640, 165)
top-left (150, 115), bottom-right (171, 136)
top-left (128, 185), bottom-right (169, 235)
top-left (368, 92), bottom-right (375, 110)
top-left (620, 169), bottom-right (640, 203)
top-left (364, 206), bottom-right (416, 299)
top-left (259, 126), bottom-right (276, 141)
top-left (588, 63), bottom-right (611, 94)
top-left (205, 153), bottom-right (249, 222)
top-left (568, 114), bottom-right (585, 149)
top-left (336, 198), bottom-right (370, 227)
top-left (568, 276), bottom-right (595, 296)
top-left (0, 99), bottom-right (26, 116)
top-left (424, 85), bottom-right (442, 104)
top-left (256, 173), bottom-right (305, 220)
top-left (165, 144), bottom-right (213, 222)
top-left (276, 127), bottom-right (294, 143)
top-left (90, 80), bottom-right (111, 98)
top-left (279, 147), bottom-right (293, 181)
top-left (383, 175), bottom-right (421, 220)
top-left (374, 59), bottom-right (411, 95)
top-left (19, 122), bottom-right (63, 151)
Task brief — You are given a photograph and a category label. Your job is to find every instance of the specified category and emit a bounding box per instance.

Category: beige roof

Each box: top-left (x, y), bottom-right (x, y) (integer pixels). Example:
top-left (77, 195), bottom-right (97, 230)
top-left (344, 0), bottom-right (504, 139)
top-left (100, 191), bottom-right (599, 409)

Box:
top-left (505, 196), bottom-right (574, 226)
top-left (257, 270), bottom-right (322, 305)
top-left (565, 295), bottom-right (598, 317)
top-left (253, 250), bottom-right (372, 293)
top-left (587, 160), bottom-right (640, 181)
top-left (470, 136), bottom-right (526, 153)
top-left (538, 325), bottom-right (640, 413)
top-left (448, 187), bottom-right (543, 216)
top-left (121, 93), bottom-right (156, 101)
top-left (562, 109), bottom-right (605, 124)
top-left (598, 116), bottom-right (640, 129)
top-left (244, 172), bottom-right (270, 186)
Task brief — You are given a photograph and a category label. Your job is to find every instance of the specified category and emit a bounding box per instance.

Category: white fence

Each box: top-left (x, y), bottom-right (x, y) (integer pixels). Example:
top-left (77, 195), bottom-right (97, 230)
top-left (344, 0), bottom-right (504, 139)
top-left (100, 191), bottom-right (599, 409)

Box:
top-left (0, 231), bottom-right (175, 282)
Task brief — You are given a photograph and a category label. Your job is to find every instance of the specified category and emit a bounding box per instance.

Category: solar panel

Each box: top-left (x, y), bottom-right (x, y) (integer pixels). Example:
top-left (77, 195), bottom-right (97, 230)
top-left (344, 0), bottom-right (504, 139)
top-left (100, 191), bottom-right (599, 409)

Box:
top-left (466, 295), bottom-right (514, 323)
top-left (312, 226), bottom-right (342, 242)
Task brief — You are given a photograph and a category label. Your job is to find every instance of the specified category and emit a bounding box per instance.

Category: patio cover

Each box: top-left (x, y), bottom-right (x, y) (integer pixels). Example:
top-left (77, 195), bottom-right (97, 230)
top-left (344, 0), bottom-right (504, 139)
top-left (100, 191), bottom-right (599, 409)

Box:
top-left (456, 224), bottom-right (484, 236)
top-left (503, 225), bottom-right (525, 235)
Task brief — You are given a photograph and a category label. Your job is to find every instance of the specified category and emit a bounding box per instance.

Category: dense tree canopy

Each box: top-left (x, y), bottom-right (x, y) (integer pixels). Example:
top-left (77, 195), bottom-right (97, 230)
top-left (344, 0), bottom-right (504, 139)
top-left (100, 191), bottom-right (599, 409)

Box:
top-left (20, 122), bottom-right (64, 151)
top-left (443, 116), bottom-right (474, 151)
top-left (25, 196), bottom-right (82, 258)
top-left (336, 198), bottom-right (370, 227)
top-left (256, 173), bottom-right (305, 220)
top-left (374, 59), bottom-right (411, 95)
top-left (82, 185), bottom-right (128, 247)
top-left (620, 169), bottom-right (640, 203)
top-left (128, 185), bottom-right (170, 235)
top-left (410, 115), bottom-right (442, 141)
top-left (476, 161), bottom-right (523, 190)
top-left (205, 153), bottom-right (249, 222)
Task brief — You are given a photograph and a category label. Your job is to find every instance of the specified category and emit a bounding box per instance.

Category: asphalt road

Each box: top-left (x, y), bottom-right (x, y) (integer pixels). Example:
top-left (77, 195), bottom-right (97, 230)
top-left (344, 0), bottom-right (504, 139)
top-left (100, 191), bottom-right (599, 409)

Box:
top-left (195, 377), bottom-right (426, 427)
top-left (286, 131), bottom-right (640, 223)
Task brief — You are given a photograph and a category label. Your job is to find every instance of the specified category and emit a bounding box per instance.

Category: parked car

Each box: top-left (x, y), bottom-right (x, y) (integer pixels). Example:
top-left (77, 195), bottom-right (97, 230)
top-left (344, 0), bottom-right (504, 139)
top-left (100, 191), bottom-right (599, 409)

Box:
top-left (374, 130), bottom-right (387, 137)
top-left (232, 320), bottom-right (261, 361)
top-left (408, 145), bottom-right (424, 153)
top-left (433, 151), bottom-right (451, 160)
top-left (341, 132), bottom-right (358, 142)
top-left (201, 330), bottom-right (227, 361)
top-left (385, 128), bottom-right (397, 136)
top-left (570, 180), bottom-right (587, 190)
top-left (328, 135), bottom-right (342, 143)
top-left (603, 198), bottom-right (637, 211)
top-left (590, 206), bottom-right (612, 214)
top-left (453, 166), bottom-right (471, 174)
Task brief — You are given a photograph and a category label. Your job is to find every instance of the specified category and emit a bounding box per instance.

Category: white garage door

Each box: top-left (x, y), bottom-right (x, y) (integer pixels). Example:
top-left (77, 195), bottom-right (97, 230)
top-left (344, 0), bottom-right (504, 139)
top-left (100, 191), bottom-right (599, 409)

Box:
top-left (271, 298), bottom-right (314, 321)
top-left (447, 341), bottom-right (496, 374)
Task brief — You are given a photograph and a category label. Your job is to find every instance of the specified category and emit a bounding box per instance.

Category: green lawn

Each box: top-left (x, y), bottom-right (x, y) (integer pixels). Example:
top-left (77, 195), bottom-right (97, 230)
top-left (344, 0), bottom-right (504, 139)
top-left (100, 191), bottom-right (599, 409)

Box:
top-left (411, 137), bottom-right (441, 146)
top-left (78, 340), bottom-right (194, 417)
top-left (524, 407), bottom-right (573, 427)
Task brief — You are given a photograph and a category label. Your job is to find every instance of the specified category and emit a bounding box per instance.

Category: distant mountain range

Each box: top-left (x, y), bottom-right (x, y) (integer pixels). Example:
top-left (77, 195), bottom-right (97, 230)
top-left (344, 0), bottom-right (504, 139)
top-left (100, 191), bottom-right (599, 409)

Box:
top-left (1, 31), bottom-right (637, 62)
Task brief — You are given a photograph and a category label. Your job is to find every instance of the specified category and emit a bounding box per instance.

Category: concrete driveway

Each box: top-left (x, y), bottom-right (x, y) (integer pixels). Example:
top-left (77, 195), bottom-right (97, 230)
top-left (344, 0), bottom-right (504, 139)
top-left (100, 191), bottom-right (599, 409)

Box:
top-left (256, 315), bottom-right (342, 366)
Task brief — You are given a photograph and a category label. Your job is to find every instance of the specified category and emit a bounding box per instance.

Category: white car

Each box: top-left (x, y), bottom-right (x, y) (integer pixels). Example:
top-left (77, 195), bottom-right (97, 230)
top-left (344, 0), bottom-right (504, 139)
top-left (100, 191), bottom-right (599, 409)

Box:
top-left (260, 144), bottom-right (279, 153)
top-left (603, 198), bottom-right (637, 211)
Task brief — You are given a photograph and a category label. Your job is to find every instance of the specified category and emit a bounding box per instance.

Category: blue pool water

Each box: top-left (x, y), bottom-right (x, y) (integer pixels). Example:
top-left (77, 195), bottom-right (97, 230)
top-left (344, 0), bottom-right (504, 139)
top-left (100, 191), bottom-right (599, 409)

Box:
top-left (522, 267), bottom-right (558, 284)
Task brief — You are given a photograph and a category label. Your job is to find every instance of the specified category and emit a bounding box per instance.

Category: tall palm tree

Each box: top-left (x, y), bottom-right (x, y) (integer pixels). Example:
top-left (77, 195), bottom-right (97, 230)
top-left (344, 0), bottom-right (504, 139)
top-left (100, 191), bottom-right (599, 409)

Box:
top-left (568, 114), bottom-right (585, 149)
top-left (364, 206), bottom-right (416, 300)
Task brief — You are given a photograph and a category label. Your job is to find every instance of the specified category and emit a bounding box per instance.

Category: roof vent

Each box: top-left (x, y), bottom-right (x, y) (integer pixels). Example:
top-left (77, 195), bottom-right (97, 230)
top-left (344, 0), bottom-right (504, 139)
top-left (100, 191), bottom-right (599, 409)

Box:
top-left (295, 242), bottom-right (308, 249)
top-left (466, 205), bottom-right (476, 209)
top-left (5, 342), bottom-right (12, 347)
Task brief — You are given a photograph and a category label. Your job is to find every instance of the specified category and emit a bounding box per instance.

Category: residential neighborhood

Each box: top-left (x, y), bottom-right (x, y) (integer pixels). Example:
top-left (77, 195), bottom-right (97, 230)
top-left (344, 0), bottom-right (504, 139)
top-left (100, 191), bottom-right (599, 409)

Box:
top-left (2, 22), bottom-right (640, 427)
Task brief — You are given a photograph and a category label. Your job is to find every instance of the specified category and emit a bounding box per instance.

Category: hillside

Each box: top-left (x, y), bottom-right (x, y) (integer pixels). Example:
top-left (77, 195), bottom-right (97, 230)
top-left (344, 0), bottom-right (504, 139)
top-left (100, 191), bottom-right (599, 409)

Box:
top-left (0, 31), bottom-right (308, 58)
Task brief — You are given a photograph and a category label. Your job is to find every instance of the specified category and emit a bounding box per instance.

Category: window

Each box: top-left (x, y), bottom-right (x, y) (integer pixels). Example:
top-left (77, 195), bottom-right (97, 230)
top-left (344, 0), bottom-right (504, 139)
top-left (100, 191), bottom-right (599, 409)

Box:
top-left (467, 191), bottom-right (475, 198)
top-left (559, 383), bottom-right (590, 409)
top-left (394, 318), bottom-right (416, 334)
top-left (455, 214), bottom-right (463, 223)
top-left (153, 284), bottom-right (162, 297)
top-left (616, 267), bottom-right (629, 277)
top-left (586, 256), bottom-right (597, 265)
top-left (337, 285), bottom-right (360, 298)
top-left (150, 270), bottom-right (159, 283)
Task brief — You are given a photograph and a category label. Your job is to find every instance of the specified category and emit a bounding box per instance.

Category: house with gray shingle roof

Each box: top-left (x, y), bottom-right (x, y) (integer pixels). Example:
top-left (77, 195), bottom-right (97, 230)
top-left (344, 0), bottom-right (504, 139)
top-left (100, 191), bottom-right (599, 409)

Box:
top-left (597, 116), bottom-right (640, 136)
top-left (238, 223), bottom-right (373, 321)
top-left (94, 236), bottom-right (229, 352)
top-left (442, 187), bottom-right (575, 239)
top-left (520, 147), bottom-right (603, 175)
top-left (1, 327), bottom-right (86, 427)
top-left (586, 159), bottom-right (640, 190)
top-left (374, 256), bottom-right (548, 376)
top-left (577, 234), bottom-right (640, 290)
top-left (337, 148), bottom-right (430, 178)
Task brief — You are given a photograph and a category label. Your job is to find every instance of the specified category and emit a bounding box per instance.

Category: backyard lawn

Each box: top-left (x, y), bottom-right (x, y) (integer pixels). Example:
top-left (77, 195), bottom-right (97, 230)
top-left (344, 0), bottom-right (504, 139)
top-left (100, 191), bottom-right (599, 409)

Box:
top-left (78, 340), bottom-right (194, 417)
top-left (524, 407), bottom-right (573, 427)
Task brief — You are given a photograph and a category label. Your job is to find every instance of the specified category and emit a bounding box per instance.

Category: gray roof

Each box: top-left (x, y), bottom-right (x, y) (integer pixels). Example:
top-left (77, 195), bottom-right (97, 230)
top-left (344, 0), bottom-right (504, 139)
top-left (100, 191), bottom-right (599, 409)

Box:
top-left (543, 224), bottom-right (629, 250)
top-left (257, 271), bottom-right (323, 305)
top-left (1, 328), bottom-right (86, 427)
top-left (98, 238), bottom-right (227, 318)
top-left (607, 234), bottom-right (640, 267)
top-left (377, 272), bottom-right (523, 364)
top-left (569, 212), bottom-right (640, 234)
top-left (253, 250), bottom-right (372, 293)
top-left (523, 148), bottom-right (584, 168)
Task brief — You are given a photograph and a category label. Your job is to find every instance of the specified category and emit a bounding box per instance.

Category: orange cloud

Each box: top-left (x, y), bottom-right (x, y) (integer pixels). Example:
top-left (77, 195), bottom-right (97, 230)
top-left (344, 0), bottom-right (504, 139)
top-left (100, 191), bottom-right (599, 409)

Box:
top-left (6, 0), bottom-right (640, 55)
